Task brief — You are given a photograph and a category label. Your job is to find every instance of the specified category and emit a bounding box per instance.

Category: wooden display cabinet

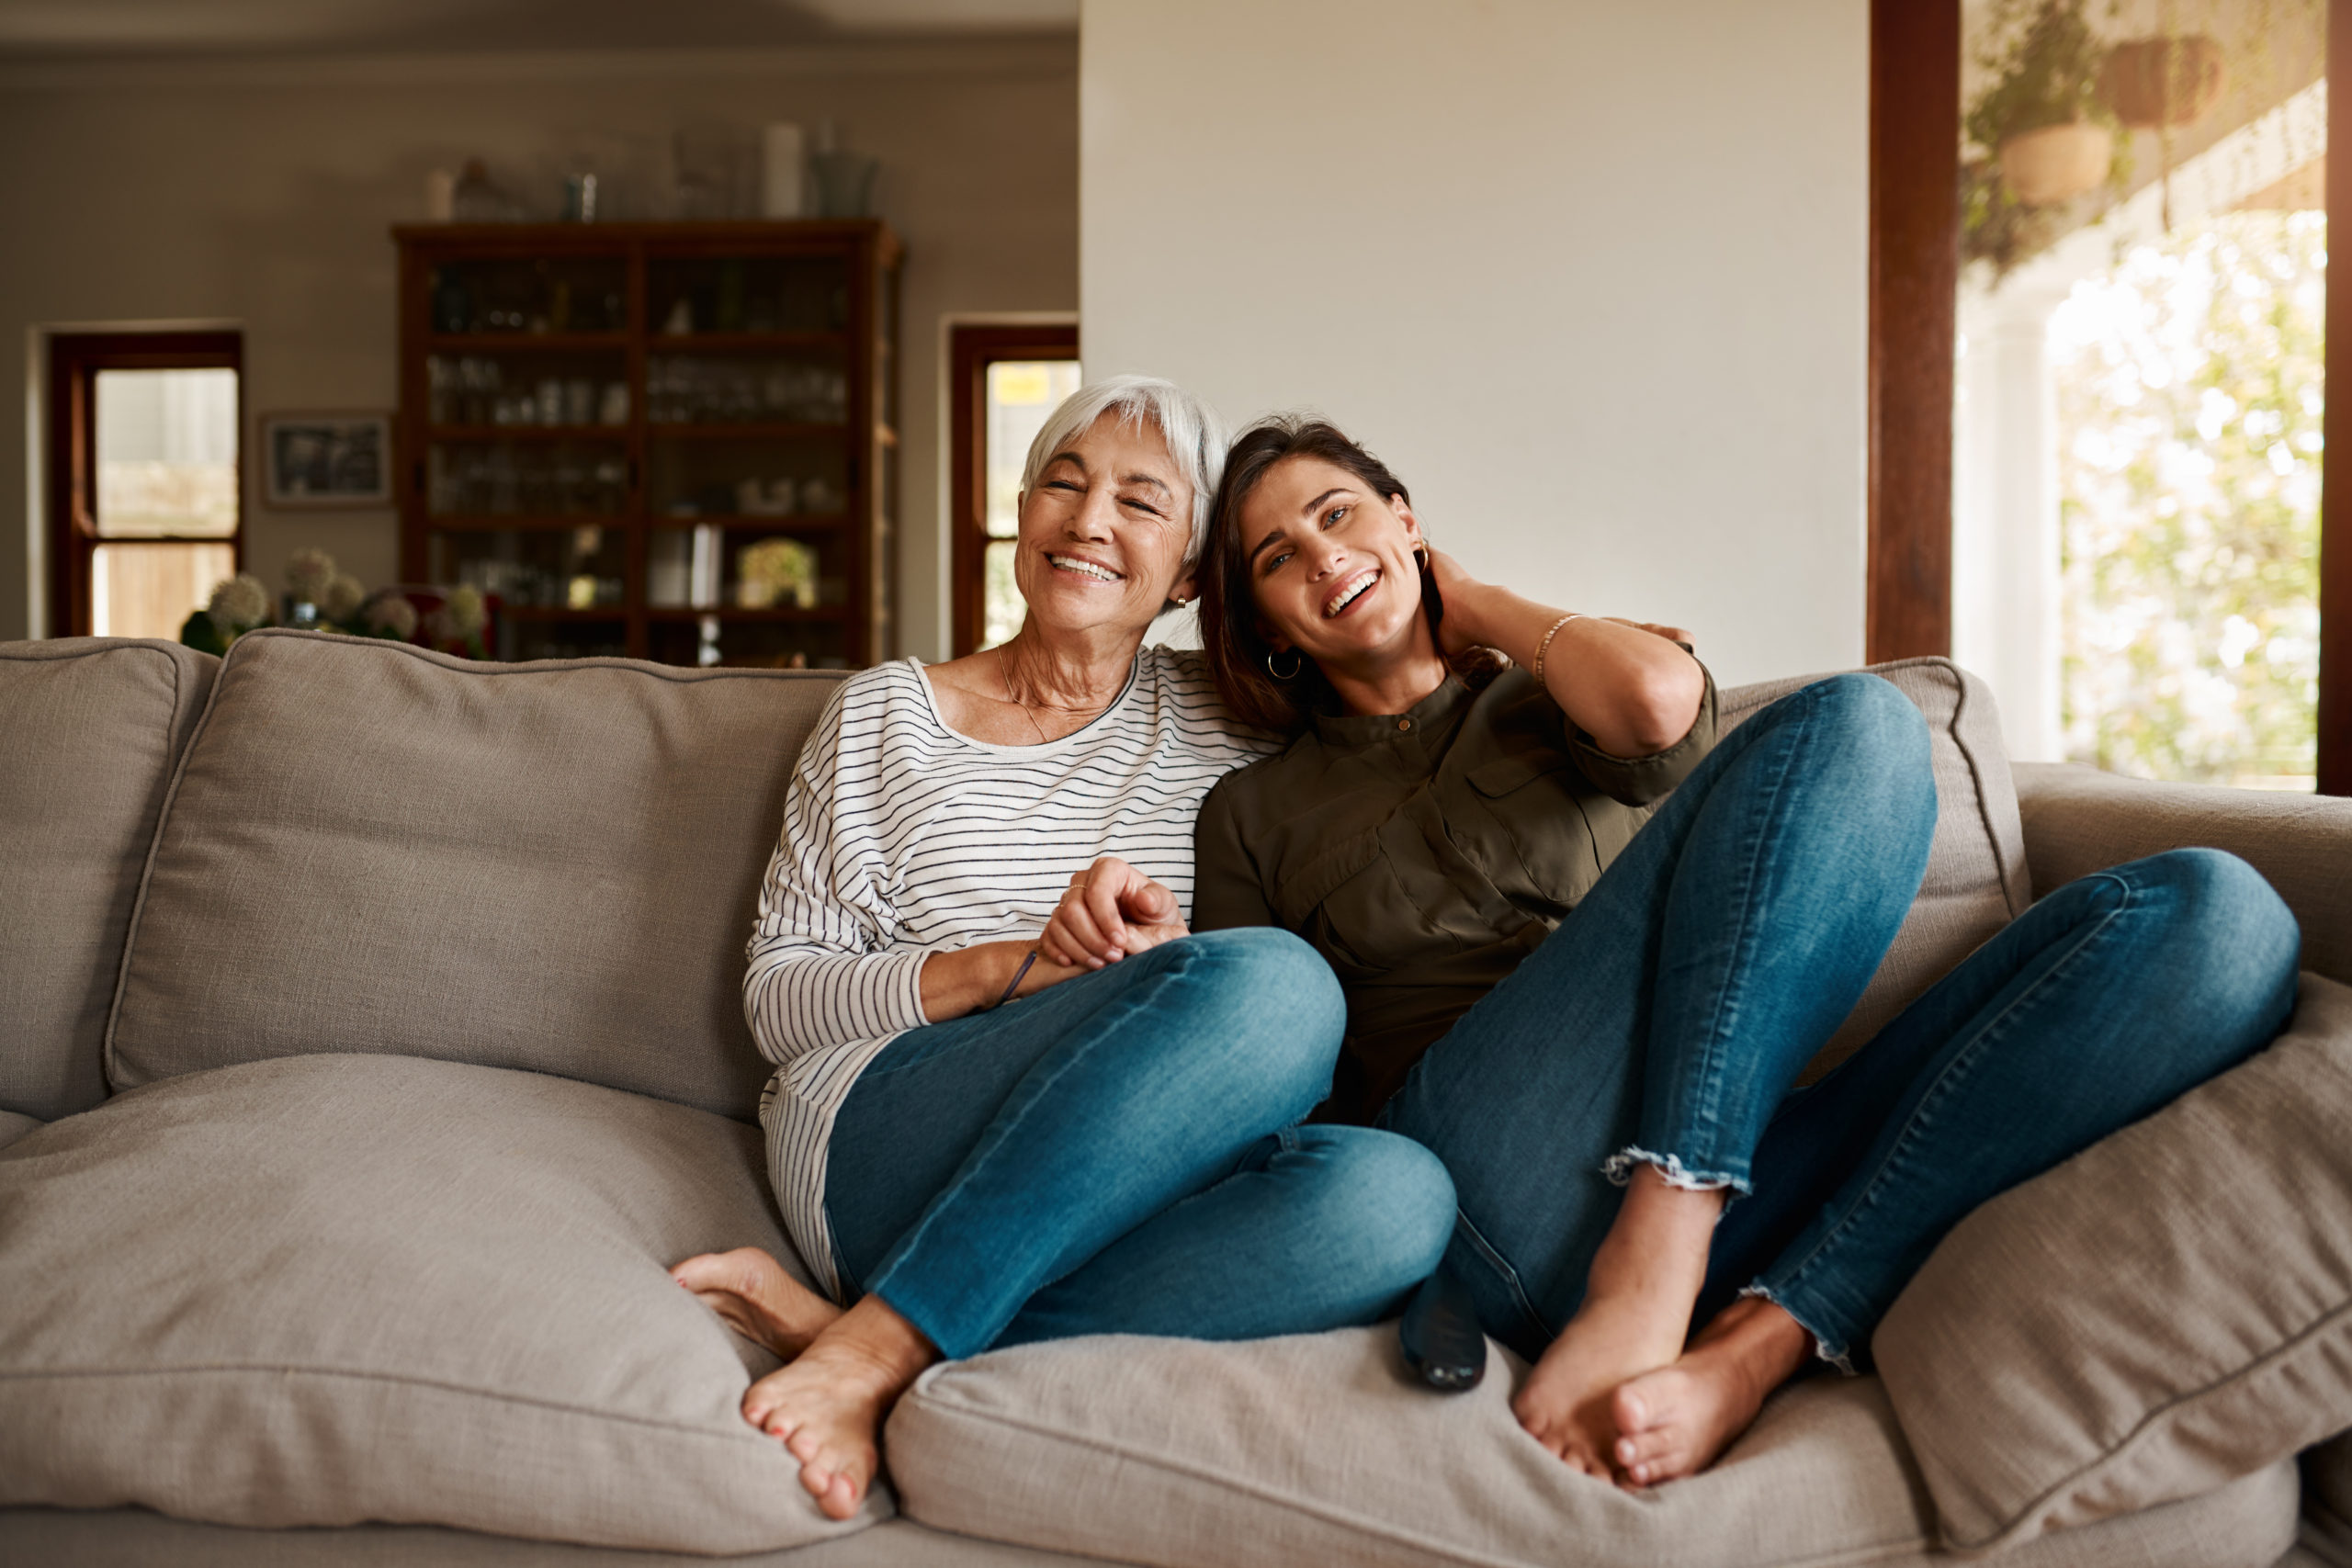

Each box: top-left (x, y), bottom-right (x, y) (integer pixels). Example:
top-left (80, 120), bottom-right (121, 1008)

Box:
top-left (392, 220), bottom-right (901, 667)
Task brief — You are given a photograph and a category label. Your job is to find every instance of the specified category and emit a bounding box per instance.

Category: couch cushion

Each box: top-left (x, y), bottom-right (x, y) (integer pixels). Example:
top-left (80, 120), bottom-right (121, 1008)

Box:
top-left (0, 637), bottom-right (216, 1121)
top-left (1874, 973), bottom-right (2352, 1552)
top-left (107, 630), bottom-right (844, 1120)
top-left (0, 1510), bottom-right (1106, 1567)
top-left (1719, 659), bottom-right (2030, 1078)
top-left (0, 1052), bottom-right (875, 1553)
top-left (885, 1326), bottom-right (2295, 1567)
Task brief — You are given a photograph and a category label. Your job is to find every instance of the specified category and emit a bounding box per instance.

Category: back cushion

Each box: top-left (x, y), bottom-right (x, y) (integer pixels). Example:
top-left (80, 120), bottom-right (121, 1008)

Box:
top-left (0, 638), bottom-right (217, 1121)
top-left (1718, 659), bottom-right (2030, 1078)
top-left (108, 631), bottom-right (844, 1120)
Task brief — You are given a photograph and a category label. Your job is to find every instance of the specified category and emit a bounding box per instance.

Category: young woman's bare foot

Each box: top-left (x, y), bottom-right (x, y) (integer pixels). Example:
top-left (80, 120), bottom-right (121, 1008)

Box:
top-left (1611, 1293), bottom-right (1815, 1487)
top-left (671, 1247), bottom-right (842, 1359)
top-left (1510, 1166), bottom-right (1724, 1480)
top-left (740, 1296), bottom-right (937, 1520)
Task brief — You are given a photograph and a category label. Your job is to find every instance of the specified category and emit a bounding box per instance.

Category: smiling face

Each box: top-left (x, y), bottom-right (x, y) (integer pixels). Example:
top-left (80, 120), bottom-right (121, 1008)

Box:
top-left (1238, 454), bottom-right (1429, 671)
top-left (1012, 411), bottom-right (1197, 639)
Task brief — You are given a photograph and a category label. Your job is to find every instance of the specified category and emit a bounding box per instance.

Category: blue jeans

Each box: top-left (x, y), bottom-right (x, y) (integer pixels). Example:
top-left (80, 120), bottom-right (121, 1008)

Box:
top-left (825, 926), bottom-right (1457, 1360)
top-left (1386, 674), bottom-right (2301, 1368)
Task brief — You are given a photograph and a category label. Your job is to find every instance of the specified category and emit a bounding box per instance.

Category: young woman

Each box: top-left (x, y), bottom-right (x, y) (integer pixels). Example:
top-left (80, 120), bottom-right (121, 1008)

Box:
top-left (671, 388), bottom-right (1454, 1521)
top-left (1044, 416), bottom-right (2301, 1489)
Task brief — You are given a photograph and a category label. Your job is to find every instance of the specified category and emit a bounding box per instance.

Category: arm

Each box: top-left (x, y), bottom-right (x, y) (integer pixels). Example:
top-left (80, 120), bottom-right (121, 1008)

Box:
top-left (743, 715), bottom-right (1086, 1066)
top-left (1427, 549), bottom-right (1704, 758)
top-left (1191, 776), bottom-right (1278, 931)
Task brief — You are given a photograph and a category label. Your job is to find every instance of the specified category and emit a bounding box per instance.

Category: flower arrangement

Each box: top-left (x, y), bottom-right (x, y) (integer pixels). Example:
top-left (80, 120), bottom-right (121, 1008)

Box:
top-left (179, 550), bottom-right (456, 656)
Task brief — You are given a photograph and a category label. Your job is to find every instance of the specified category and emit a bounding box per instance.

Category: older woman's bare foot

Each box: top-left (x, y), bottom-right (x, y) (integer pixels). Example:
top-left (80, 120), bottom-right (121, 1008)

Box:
top-left (1510, 1167), bottom-right (1724, 1479)
top-left (741, 1296), bottom-right (937, 1521)
top-left (671, 1247), bottom-right (842, 1359)
top-left (1611, 1294), bottom-right (1815, 1487)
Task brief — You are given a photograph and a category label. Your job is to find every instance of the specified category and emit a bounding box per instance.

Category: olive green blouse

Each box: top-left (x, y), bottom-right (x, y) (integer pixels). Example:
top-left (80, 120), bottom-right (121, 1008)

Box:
top-left (1192, 664), bottom-right (1718, 1121)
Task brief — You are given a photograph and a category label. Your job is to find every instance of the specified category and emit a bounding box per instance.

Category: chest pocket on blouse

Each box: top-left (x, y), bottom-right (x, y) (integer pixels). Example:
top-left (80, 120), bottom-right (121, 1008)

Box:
top-left (1461, 745), bottom-right (1606, 913)
top-left (1272, 825), bottom-right (1440, 979)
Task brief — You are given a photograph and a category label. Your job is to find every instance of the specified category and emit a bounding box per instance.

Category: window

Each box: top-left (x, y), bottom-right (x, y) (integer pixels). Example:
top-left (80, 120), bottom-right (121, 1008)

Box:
top-left (1870, 0), bottom-right (2346, 791)
top-left (947, 321), bottom-right (1079, 656)
top-left (49, 332), bottom-right (243, 640)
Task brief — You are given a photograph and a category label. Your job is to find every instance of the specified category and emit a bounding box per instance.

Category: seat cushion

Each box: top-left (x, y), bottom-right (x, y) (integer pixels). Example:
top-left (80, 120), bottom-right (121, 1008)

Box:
top-left (0, 1053), bottom-right (876, 1554)
top-left (0, 637), bottom-right (216, 1121)
top-left (107, 630), bottom-right (845, 1120)
top-left (1875, 974), bottom-right (2352, 1552)
top-left (884, 1326), bottom-right (2296, 1567)
top-left (1718, 659), bottom-right (2029, 1078)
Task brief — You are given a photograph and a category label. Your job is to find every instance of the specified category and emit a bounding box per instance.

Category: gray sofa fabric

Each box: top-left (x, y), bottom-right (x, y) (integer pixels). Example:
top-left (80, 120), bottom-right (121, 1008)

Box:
top-left (1878, 973), bottom-right (2352, 1550)
top-left (4, 634), bottom-right (2346, 1566)
top-left (887, 1328), bottom-right (2298, 1568)
top-left (0, 1512), bottom-right (1114, 1566)
top-left (107, 630), bottom-right (842, 1122)
top-left (0, 1053), bottom-right (868, 1554)
top-left (0, 637), bottom-right (215, 1121)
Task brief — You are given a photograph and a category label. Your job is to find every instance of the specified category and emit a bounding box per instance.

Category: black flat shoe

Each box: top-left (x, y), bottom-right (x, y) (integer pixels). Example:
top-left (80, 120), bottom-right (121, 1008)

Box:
top-left (1399, 1270), bottom-right (1487, 1393)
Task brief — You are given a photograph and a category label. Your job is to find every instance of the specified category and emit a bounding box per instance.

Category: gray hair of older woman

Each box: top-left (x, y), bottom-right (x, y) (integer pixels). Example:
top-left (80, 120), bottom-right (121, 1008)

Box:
top-left (1017, 376), bottom-right (1230, 565)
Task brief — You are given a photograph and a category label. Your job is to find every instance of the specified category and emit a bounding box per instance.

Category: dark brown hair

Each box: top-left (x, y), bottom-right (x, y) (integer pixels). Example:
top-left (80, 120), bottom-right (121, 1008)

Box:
top-left (1199, 416), bottom-right (1493, 734)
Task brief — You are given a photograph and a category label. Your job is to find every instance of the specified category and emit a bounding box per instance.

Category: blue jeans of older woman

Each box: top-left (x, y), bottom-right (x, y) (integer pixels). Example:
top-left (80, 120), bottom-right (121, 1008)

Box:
top-left (1385, 673), bottom-right (2301, 1368)
top-left (824, 926), bottom-right (1457, 1360)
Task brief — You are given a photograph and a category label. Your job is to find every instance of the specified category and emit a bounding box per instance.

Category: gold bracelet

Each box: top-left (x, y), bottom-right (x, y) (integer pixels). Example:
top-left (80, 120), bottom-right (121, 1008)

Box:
top-left (1531, 613), bottom-right (1582, 686)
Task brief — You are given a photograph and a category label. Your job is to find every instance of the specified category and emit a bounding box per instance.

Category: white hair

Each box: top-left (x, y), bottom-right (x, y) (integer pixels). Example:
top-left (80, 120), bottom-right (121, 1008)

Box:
top-left (1017, 375), bottom-right (1229, 562)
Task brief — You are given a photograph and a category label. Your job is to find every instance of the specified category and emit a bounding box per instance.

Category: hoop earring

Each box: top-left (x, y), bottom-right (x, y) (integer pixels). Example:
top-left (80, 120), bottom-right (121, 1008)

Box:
top-left (1264, 649), bottom-right (1304, 681)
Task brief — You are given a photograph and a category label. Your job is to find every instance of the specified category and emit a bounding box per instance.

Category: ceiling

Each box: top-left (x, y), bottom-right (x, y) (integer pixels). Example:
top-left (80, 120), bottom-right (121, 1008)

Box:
top-left (0, 0), bottom-right (1079, 59)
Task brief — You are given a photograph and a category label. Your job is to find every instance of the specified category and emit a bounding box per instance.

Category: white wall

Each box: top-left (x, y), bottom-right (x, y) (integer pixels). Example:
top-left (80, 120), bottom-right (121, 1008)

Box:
top-left (0, 41), bottom-right (1079, 653)
top-left (1080, 0), bottom-right (1869, 687)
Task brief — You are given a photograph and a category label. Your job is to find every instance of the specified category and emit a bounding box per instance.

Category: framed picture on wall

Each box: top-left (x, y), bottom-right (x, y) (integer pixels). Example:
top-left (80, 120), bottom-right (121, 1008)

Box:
top-left (260, 412), bottom-right (392, 507)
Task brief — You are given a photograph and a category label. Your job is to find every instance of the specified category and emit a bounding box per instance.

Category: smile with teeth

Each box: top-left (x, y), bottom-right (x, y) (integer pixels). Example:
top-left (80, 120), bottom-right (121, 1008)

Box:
top-left (1323, 569), bottom-right (1380, 617)
top-left (1047, 553), bottom-right (1124, 582)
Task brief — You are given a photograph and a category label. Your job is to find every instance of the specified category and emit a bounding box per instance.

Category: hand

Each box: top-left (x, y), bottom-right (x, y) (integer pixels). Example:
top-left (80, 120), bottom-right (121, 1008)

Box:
top-left (1039, 856), bottom-right (1189, 970)
top-left (1422, 546), bottom-right (1486, 658)
top-left (1601, 616), bottom-right (1693, 649)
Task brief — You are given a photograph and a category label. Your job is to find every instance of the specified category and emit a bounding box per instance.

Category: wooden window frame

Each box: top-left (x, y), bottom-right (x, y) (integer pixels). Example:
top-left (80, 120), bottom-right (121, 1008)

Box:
top-left (1870, 0), bottom-right (2349, 792)
top-left (47, 330), bottom-right (244, 639)
top-left (946, 321), bottom-right (1079, 657)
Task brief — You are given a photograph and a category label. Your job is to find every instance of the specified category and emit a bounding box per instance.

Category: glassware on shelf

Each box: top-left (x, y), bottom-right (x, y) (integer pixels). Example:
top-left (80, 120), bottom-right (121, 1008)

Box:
top-left (646, 355), bottom-right (848, 425)
top-left (424, 257), bottom-right (628, 336)
top-left (427, 442), bottom-right (628, 517)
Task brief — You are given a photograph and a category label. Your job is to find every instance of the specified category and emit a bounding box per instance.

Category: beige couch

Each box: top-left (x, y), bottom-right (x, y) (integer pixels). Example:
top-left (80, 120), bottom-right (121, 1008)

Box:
top-left (4, 629), bottom-right (2351, 1568)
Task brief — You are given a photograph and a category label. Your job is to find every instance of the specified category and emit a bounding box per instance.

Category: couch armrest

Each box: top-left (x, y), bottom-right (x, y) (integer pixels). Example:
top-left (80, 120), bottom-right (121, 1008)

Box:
top-left (2015, 762), bottom-right (2352, 987)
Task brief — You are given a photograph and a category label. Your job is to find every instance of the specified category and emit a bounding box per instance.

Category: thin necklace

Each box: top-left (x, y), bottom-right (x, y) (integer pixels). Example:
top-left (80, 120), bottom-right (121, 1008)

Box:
top-left (1000, 648), bottom-right (1111, 744)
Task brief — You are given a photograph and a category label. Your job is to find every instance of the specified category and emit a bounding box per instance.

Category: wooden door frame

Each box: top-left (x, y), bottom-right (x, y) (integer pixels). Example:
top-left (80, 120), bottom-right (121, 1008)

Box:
top-left (1870, 0), bottom-right (2348, 793)
top-left (1866, 0), bottom-right (1961, 667)
top-left (2321, 0), bottom-right (2351, 793)
top-left (946, 320), bottom-right (1079, 657)
top-left (46, 330), bottom-right (244, 639)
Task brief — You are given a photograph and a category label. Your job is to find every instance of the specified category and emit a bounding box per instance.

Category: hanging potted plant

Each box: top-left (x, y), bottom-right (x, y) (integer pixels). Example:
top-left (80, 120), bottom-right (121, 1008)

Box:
top-left (1967, 0), bottom-right (2120, 208)
top-left (2099, 33), bottom-right (2228, 130)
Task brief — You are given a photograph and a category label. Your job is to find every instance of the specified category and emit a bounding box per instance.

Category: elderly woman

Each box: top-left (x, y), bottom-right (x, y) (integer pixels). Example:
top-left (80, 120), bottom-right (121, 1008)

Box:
top-left (669, 380), bottom-right (1455, 1520)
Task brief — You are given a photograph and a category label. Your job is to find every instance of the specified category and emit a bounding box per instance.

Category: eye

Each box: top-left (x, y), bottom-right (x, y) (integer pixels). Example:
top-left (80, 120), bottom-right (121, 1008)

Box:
top-left (1045, 478), bottom-right (1081, 492)
top-left (1260, 545), bottom-right (1293, 576)
top-left (1121, 495), bottom-right (1166, 518)
top-left (1323, 505), bottom-right (1350, 529)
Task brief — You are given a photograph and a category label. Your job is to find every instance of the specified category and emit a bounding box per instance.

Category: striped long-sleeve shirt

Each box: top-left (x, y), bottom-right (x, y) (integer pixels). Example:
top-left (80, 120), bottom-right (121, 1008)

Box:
top-left (747, 649), bottom-right (1274, 1297)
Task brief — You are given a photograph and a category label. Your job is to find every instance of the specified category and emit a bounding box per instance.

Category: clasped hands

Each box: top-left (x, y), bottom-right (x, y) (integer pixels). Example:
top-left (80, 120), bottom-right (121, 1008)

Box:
top-left (1037, 855), bottom-right (1187, 972)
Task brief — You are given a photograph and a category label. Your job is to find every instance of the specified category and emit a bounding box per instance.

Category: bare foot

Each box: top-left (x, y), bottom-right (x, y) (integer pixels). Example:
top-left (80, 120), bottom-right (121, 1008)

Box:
top-left (1510, 1166), bottom-right (1724, 1480)
top-left (1611, 1294), bottom-right (1815, 1487)
top-left (740, 1296), bottom-right (937, 1521)
top-left (672, 1247), bottom-right (842, 1359)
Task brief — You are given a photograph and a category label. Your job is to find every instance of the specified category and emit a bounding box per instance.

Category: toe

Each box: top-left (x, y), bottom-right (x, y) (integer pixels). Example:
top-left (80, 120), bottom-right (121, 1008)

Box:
top-left (1617, 1426), bottom-right (1679, 1470)
top-left (821, 1472), bottom-right (861, 1520)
